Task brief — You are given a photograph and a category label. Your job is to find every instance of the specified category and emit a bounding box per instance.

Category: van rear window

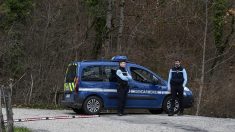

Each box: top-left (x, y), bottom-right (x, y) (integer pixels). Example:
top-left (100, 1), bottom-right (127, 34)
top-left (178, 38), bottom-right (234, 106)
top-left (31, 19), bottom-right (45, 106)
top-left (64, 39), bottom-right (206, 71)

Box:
top-left (81, 65), bottom-right (118, 82)
top-left (81, 66), bottom-right (103, 81)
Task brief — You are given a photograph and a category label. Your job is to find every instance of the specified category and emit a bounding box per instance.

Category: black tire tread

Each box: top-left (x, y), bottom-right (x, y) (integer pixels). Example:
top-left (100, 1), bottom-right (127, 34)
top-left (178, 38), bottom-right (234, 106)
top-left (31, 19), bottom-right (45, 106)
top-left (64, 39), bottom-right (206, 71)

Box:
top-left (163, 96), bottom-right (180, 114)
top-left (83, 96), bottom-right (103, 115)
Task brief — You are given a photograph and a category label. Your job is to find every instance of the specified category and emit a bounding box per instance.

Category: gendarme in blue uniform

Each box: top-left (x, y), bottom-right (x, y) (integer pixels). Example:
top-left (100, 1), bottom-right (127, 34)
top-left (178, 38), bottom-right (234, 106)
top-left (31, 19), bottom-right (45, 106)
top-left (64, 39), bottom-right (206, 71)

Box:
top-left (116, 67), bottom-right (132, 115)
top-left (168, 66), bottom-right (187, 114)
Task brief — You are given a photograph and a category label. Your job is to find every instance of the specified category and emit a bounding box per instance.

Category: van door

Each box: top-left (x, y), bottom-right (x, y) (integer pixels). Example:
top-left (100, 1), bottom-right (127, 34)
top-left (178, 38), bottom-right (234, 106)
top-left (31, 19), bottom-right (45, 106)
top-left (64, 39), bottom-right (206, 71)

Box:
top-left (127, 67), bottom-right (163, 108)
top-left (80, 65), bottom-right (119, 108)
top-left (101, 65), bottom-right (119, 107)
top-left (80, 65), bottom-right (104, 89)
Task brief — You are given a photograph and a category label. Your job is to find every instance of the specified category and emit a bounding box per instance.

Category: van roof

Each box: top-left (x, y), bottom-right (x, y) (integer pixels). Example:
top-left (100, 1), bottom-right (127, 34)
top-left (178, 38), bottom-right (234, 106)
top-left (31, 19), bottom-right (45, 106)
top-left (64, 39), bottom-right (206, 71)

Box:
top-left (71, 59), bottom-right (134, 64)
top-left (70, 56), bottom-right (133, 65)
top-left (68, 60), bottom-right (138, 67)
top-left (82, 59), bottom-right (114, 62)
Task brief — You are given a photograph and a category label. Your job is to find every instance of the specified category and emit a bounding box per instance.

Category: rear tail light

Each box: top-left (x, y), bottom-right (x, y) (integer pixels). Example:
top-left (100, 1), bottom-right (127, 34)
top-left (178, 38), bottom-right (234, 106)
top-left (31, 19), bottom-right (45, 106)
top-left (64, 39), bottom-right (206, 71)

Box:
top-left (75, 77), bottom-right (79, 94)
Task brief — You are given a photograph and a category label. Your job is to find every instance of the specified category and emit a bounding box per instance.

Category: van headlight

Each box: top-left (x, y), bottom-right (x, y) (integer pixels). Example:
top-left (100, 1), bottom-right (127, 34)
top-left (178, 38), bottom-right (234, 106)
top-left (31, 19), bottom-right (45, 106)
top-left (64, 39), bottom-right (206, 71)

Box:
top-left (184, 87), bottom-right (190, 92)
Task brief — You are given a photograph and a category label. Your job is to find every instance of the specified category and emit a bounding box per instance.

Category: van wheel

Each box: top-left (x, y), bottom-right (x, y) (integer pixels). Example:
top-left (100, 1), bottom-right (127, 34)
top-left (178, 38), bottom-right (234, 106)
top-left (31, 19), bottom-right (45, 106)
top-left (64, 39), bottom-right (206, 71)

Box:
top-left (83, 96), bottom-right (103, 115)
top-left (149, 109), bottom-right (163, 114)
top-left (163, 96), bottom-right (180, 114)
top-left (72, 108), bottom-right (84, 114)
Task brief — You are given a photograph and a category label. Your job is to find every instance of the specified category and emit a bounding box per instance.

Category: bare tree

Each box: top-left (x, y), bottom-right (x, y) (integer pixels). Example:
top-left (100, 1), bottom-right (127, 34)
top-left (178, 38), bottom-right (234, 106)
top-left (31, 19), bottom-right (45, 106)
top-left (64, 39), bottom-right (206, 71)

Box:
top-left (0, 86), bottom-right (4, 132)
top-left (6, 79), bottom-right (14, 132)
top-left (104, 0), bottom-right (113, 57)
top-left (117, 0), bottom-right (125, 53)
top-left (28, 73), bottom-right (34, 104)
top-left (196, 0), bottom-right (208, 116)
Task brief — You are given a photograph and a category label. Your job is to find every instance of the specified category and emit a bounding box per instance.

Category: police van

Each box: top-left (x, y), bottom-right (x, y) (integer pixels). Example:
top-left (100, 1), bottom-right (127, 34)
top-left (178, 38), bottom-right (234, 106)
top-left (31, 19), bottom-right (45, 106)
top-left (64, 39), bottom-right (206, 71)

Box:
top-left (61, 56), bottom-right (193, 115)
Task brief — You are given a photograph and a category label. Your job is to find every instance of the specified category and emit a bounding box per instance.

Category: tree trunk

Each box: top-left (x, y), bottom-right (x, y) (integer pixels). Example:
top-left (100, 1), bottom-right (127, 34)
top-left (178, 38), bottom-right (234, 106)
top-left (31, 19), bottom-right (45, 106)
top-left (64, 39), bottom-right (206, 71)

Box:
top-left (0, 86), bottom-right (5, 132)
top-left (5, 79), bottom-right (14, 132)
top-left (54, 85), bottom-right (59, 106)
top-left (117, 0), bottom-right (125, 54)
top-left (104, 0), bottom-right (113, 58)
top-left (28, 73), bottom-right (34, 104)
top-left (196, 0), bottom-right (208, 116)
top-left (5, 90), bottom-right (14, 132)
top-left (6, 79), bottom-right (14, 132)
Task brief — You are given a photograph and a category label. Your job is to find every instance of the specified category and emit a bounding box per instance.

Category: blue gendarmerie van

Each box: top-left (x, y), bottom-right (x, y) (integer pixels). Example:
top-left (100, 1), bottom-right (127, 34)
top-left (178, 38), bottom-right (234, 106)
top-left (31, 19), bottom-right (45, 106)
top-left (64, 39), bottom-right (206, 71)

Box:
top-left (61, 56), bottom-right (193, 115)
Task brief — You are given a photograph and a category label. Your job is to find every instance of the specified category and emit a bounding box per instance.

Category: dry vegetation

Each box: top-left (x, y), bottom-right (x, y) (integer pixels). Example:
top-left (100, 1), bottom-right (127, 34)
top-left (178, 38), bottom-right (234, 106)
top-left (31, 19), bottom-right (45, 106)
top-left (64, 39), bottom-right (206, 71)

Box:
top-left (0, 0), bottom-right (234, 117)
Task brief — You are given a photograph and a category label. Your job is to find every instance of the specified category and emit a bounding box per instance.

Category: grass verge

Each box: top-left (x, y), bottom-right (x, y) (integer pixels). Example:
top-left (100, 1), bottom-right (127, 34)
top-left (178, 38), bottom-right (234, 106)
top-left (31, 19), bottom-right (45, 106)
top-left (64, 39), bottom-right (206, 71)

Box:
top-left (14, 127), bottom-right (31, 132)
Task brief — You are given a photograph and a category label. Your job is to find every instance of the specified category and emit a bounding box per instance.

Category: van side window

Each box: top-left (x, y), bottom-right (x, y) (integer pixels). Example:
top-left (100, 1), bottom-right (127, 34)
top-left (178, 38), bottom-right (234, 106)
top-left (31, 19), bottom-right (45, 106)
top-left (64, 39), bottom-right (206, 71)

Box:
top-left (81, 66), bottom-right (103, 81)
top-left (103, 66), bottom-right (118, 82)
top-left (130, 67), bottom-right (155, 84)
top-left (66, 64), bottom-right (77, 83)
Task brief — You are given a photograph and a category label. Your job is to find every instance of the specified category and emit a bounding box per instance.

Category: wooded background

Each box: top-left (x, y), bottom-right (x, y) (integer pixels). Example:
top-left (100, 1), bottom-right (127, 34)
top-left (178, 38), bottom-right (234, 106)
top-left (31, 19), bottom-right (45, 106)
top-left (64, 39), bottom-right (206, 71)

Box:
top-left (0, 0), bottom-right (234, 117)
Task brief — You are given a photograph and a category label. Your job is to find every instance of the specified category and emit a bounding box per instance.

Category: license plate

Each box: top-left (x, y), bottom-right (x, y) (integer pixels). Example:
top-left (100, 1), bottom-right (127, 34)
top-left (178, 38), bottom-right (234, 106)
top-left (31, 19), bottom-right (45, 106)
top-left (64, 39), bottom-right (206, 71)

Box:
top-left (65, 94), bottom-right (70, 98)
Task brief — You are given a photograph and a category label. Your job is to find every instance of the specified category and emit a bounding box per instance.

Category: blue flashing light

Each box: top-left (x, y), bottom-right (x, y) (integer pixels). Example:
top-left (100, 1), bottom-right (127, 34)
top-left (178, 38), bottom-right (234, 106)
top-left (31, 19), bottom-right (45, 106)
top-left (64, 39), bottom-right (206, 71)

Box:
top-left (111, 55), bottom-right (128, 62)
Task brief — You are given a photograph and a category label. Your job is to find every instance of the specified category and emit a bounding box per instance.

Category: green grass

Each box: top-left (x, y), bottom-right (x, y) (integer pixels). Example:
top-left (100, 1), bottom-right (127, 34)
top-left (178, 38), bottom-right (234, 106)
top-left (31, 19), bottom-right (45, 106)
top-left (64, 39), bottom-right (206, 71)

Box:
top-left (14, 127), bottom-right (31, 132)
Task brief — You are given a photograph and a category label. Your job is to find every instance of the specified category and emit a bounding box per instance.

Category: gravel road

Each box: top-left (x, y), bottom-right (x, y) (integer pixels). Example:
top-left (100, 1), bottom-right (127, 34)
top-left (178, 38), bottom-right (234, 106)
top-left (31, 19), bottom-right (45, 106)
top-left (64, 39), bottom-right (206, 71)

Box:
top-left (3, 108), bottom-right (235, 132)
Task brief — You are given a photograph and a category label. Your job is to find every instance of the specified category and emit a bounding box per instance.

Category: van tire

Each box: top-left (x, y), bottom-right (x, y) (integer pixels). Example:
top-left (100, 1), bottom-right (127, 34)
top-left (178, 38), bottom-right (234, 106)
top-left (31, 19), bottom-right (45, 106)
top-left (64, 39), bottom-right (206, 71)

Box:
top-left (163, 96), bottom-right (180, 114)
top-left (83, 96), bottom-right (103, 115)
top-left (72, 108), bottom-right (84, 114)
top-left (149, 109), bottom-right (163, 114)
